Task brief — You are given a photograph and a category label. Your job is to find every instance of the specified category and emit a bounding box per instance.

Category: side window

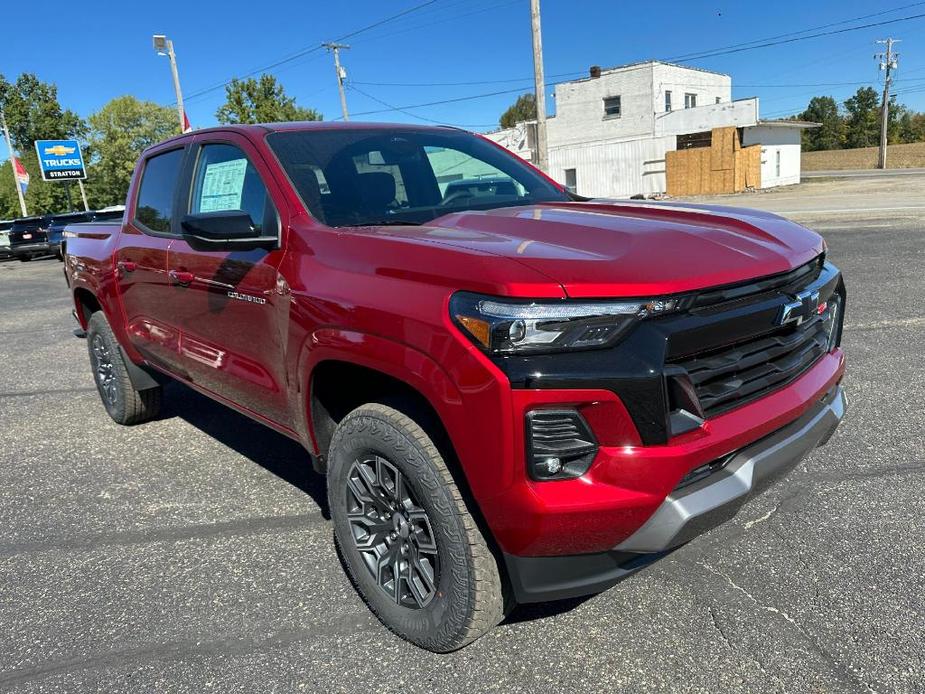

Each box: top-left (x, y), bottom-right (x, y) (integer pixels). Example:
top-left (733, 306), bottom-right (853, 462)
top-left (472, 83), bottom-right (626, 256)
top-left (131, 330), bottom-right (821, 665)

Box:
top-left (135, 148), bottom-right (184, 234)
top-left (190, 143), bottom-right (273, 232)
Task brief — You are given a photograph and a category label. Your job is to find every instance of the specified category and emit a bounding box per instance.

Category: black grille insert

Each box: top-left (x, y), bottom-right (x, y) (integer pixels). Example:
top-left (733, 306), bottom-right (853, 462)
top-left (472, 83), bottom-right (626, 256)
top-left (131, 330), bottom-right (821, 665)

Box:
top-left (671, 315), bottom-right (829, 418)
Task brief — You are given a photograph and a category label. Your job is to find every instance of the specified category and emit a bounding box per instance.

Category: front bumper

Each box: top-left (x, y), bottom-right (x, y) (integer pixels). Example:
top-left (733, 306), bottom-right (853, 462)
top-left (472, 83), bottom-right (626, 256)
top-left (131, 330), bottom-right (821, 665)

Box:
top-left (615, 383), bottom-right (845, 552)
top-left (504, 383), bottom-right (846, 602)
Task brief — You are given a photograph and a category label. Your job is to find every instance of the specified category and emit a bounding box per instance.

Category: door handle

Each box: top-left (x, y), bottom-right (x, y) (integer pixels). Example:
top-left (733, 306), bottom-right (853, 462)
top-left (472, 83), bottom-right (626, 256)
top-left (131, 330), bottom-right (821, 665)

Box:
top-left (117, 260), bottom-right (137, 273)
top-left (169, 270), bottom-right (195, 286)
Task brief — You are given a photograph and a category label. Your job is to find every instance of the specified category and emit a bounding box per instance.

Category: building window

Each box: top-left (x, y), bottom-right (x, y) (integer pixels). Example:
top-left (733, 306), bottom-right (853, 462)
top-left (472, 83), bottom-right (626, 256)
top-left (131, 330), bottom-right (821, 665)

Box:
top-left (665, 91), bottom-right (672, 112)
top-left (775, 150), bottom-right (781, 178)
top-left (564, 168), bottom-right (577, 193)
top-left (603, 96), bottom-right (621, 118)
top-left (715, 96), bottom-right (721, 104)
top-left (684, 93), bottom-right (697, 109)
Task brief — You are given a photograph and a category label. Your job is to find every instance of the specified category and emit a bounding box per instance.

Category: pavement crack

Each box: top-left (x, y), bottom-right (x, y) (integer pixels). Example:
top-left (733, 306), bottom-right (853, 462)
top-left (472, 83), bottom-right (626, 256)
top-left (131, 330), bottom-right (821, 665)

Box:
top-left (744, 503), bottom-right (779, 530)
top-left (698, 560), bottom-right (883, 693)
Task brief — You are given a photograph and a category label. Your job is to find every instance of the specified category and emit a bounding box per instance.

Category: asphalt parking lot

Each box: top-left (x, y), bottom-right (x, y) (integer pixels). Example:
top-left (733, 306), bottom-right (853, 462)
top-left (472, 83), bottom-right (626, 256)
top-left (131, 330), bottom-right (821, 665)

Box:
top-left (1, 188), bottom-right (923, 692)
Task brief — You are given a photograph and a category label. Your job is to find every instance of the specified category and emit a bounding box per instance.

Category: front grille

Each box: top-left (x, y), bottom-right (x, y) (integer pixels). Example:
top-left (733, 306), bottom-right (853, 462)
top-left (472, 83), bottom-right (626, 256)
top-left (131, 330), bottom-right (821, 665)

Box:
top-left (671, 315), bottom-right (829, 418)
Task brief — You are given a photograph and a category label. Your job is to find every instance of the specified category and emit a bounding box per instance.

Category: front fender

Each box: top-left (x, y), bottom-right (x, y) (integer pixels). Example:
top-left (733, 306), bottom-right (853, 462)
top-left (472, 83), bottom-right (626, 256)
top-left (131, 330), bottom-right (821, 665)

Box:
top-left (295, 328), bottom-right (516, 504)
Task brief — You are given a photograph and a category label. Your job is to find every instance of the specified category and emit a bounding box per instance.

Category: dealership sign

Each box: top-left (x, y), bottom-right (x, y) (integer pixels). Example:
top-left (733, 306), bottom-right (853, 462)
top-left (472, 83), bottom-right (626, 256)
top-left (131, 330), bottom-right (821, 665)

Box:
top-left (34, 139), bottom-right (87, 181)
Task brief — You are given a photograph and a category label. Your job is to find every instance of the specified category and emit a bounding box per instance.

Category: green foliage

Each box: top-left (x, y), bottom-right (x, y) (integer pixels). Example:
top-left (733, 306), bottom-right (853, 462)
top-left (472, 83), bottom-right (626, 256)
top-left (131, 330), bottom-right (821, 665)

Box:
top-left (897, 111), bottom-right (925, 144)
top-left (216, 75), bottom-right (321, 124)
top-left (800, 96), bottom-right (843, 151)
top-left (0, 73), bottom-right (85, 151)
top-left (842, 86), bottom-right (881, 149)
top-left (0, 160), bottom-right (19, 219)
top-left (499, 93), bottom-right (537, 129)
top-left (85, 96), bottom-right (179, 208)
top-left (797, 87), bottom-right (925, 151)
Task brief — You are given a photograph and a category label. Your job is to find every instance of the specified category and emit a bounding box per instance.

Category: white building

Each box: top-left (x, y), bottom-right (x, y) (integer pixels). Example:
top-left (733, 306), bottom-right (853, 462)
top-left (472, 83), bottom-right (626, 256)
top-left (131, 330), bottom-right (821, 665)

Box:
top-left (486, 61), bottom-right (815, 198)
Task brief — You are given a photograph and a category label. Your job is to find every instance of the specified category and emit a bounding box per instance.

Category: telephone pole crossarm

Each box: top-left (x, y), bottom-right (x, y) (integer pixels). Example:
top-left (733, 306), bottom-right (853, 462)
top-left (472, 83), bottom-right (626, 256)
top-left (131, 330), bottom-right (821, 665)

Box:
top-left (323, 42), bottom-right (351, 121)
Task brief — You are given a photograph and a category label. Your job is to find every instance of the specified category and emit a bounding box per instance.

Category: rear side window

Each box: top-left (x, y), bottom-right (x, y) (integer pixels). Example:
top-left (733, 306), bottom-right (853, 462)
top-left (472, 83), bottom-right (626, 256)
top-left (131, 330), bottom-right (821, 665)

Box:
top-left (135, 148), bottom-right (184, 233)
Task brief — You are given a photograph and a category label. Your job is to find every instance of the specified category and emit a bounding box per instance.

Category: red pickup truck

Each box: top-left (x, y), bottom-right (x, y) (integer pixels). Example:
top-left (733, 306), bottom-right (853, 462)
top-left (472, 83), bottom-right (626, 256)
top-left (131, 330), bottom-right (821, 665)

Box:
top-left (65, 122), bottom-right (846, 652)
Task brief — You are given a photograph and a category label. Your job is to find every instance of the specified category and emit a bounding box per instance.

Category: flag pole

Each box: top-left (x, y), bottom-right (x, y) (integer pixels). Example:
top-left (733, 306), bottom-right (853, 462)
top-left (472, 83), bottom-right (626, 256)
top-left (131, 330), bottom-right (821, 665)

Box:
top-left (1, 109), bottom-right (27, 216)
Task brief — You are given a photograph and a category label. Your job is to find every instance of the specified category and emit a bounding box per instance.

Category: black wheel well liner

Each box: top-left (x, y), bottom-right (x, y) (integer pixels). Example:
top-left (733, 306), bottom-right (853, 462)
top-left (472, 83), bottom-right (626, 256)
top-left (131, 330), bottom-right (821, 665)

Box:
top-left (73, 287), bottom-right (102, 328)
top-left (308, 359), bottom-right (508, 588)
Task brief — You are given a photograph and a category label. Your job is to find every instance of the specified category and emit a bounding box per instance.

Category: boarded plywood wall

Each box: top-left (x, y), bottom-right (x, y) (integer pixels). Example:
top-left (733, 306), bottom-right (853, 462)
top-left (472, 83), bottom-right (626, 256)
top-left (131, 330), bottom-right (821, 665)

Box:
top-left (666, 127), bottom-right (761, 196)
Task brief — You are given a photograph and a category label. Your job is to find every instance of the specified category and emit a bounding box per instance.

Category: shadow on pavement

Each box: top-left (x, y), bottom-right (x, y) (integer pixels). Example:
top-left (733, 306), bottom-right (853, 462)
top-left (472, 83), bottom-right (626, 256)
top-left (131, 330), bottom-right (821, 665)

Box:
top-left (158, 381), bottom-right (330, 518)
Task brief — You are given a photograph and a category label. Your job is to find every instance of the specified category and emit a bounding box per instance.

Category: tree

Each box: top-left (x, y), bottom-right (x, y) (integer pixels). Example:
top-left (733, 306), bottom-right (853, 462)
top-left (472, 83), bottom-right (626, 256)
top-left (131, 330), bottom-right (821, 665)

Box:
top-left (0, 160), bottom-right (20, 219)
top-left (499, 93), bottom-right (537, 129)
top-left (216, 75), bottom-right (321, 124)
top-left (0, 72), bottom-right (87, 214)
top-left (897, 110), bottom-right (925, 144)
top-left (799, 96), bottom-right (843, 151)
top-left (85, 96), bottom-right (178, 207)
top-left (843, 87), bottom-right (881, 149)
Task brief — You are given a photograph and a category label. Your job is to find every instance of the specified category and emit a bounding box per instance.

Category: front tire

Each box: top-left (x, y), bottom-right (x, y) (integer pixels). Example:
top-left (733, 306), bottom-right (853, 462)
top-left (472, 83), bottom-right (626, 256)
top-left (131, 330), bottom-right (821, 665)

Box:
top-left (86, 312), bottom-right (162, 425)
top-left (328, 404), bottom-right (503, 652)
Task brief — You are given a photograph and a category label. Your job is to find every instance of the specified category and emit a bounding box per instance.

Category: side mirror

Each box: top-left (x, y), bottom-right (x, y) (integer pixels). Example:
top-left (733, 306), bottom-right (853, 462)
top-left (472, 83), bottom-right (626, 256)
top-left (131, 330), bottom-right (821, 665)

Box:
top-left (180, 211), bottom-right (277, 252)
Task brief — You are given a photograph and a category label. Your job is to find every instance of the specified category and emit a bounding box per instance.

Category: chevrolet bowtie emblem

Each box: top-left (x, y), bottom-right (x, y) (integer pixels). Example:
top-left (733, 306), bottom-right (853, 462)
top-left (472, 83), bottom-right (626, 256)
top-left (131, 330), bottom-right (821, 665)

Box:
top-left (43, 144), bottom-right (76, 156)
top-left (778, 289), bottom-right (820, 327)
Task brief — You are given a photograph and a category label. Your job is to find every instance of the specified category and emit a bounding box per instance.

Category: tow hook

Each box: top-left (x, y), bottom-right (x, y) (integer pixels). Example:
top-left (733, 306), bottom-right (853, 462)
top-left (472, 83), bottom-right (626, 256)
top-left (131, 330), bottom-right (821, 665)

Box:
top-left (72, 309), bottom-right (87, 339)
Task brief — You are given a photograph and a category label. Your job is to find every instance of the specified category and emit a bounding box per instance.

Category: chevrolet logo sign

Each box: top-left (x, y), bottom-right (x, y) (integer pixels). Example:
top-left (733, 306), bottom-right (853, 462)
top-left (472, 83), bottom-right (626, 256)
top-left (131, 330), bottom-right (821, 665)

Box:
top-left (778, 289), bottom-right (820, 327)
top-left (43, 144), bottom-right (76, 156)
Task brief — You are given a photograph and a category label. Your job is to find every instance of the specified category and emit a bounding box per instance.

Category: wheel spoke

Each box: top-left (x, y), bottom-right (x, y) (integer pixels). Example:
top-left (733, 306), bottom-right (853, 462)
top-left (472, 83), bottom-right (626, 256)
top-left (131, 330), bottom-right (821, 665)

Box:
top-left (345, 455), bottom-right (439, 610)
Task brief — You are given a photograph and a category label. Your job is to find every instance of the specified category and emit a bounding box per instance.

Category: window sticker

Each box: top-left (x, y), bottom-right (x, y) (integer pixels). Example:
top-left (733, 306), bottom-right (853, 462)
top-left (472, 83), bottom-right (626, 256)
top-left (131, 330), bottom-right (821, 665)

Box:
top-left (199, 158), bottom-right (248, 212)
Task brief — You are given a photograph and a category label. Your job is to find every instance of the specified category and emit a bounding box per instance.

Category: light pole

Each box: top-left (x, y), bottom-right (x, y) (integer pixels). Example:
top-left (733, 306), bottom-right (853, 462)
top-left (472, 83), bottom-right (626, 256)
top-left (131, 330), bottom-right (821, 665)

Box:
top-left (153, 34), bottom-right (188, 133)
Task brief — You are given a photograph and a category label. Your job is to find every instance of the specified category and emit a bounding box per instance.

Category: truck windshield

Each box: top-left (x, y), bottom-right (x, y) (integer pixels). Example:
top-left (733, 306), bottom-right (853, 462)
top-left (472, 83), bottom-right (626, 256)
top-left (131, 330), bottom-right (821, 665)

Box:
top-left (266, 128), bottom-right (569, 227)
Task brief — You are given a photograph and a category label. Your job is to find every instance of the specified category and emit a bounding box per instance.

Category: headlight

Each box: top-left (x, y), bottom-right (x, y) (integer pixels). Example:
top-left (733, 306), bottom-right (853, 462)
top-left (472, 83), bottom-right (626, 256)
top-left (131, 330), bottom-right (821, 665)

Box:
top-left (822, 292), bottom-right (843, 350)
top-left (450, 292), bottom-right (680, 354)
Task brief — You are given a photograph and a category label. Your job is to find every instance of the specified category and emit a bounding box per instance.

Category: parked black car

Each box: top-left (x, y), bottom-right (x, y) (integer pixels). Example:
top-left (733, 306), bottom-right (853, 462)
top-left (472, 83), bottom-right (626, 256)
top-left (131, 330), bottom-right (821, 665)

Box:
top-left (9, 215), bottom-right (55, 261)
top-left (10, 209), bottom-right (127, 262)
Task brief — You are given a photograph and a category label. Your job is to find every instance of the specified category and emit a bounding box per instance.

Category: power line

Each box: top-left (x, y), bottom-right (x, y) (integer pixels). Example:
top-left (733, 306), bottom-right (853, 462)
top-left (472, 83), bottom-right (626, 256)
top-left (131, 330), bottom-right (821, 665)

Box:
top-left (173, 0), bottom-right (442, 105)
top-left (663, 11), bottom-right (925, 64)
top-left (665, 1), bottom-right (925, 62)
top-left (347, 84), bottom-right (496, 128)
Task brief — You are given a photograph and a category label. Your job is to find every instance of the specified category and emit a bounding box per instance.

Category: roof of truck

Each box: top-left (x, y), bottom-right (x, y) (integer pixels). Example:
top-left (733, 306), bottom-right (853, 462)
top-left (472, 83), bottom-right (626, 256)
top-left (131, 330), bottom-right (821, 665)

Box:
top-left (153, 121), bottom-right (459, 150)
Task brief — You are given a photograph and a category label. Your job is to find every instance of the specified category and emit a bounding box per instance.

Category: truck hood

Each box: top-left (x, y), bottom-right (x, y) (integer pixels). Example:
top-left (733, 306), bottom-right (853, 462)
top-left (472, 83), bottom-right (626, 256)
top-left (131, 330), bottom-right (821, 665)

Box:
top-left (405, 201), bottom-right (824, 298)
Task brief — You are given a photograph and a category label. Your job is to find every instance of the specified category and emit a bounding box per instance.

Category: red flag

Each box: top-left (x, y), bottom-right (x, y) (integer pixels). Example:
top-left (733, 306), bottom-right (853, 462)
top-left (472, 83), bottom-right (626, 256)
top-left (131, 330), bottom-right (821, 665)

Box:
top-left (183, 111), bottom-right (192, 133)
top-left (12, 156), bottom-right (29, 193)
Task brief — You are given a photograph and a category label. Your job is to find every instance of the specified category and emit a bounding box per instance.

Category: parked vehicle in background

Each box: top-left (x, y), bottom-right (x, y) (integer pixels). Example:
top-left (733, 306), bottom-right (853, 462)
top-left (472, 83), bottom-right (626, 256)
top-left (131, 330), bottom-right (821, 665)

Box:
top-left (0, 220), bottom-right (12, 259)
top-left (47, 212), bottom-right (93, 260)
top-left (54, 207), bottom-right (125, 260)
top-left (441, 175), bottom-right (521, 203)
top-left (64, 122), bottom-right (847, 652)
top-left (9, 215), bottom-right (54, 261)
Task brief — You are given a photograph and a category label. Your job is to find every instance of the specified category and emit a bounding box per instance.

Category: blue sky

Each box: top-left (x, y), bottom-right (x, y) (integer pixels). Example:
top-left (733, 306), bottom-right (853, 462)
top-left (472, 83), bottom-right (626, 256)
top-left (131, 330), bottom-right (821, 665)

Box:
top-left (3, 0), bottom-right (925, 162)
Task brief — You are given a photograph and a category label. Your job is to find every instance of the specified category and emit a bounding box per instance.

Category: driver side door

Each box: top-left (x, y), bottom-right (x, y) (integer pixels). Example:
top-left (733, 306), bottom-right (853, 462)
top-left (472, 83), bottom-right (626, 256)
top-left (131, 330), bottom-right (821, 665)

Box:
top-left (162, 134), bottom-right (293, 427)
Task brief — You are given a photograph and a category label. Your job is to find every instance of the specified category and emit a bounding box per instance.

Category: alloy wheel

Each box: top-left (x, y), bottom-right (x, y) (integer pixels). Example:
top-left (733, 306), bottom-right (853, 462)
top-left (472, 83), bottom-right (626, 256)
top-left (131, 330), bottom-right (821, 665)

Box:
top-left (345, 455), bottom-right (439, 609)
top-left (90, 334), bottom-right (117, 405)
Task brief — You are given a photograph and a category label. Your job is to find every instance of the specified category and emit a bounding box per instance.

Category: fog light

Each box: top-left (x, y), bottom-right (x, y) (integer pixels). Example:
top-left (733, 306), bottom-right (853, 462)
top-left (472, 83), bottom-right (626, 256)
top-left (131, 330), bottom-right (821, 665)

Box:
top-left (525, 410), bottom-right (598, 481)
top-left (540, 457), bottom-right (562, 475)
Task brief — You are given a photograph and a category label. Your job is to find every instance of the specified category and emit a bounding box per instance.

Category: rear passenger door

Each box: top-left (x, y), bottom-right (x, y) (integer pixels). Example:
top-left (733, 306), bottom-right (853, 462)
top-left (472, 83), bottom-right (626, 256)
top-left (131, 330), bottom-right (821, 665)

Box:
top-left (163, 134), bottom-right (292, 426)
top-left (116, 145), bottom-right (186, 367)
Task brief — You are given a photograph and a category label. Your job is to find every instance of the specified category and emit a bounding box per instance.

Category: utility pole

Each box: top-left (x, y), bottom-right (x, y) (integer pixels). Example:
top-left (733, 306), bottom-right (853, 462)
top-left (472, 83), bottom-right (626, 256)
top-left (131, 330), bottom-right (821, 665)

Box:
top-left (323, 42), bottom-right (351, 121)
top-left (153, 35), bottom-right (187, 133)
top-left (876, 38), bottom-right (900, 170)
top-left (1, 109), bottom-right (27, 217)
top-left (530, 0), bottom-right (549, 173)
